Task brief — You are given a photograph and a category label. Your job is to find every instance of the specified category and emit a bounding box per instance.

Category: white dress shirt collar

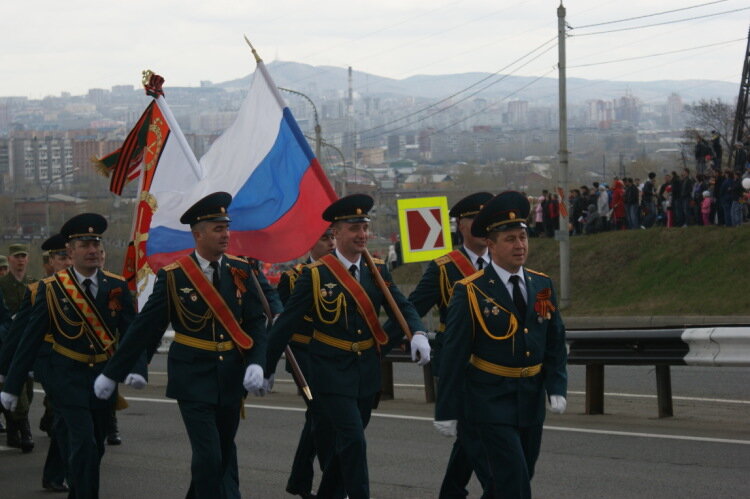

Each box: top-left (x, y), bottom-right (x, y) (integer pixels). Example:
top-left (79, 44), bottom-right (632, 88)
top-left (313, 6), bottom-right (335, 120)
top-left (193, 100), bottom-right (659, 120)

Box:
top-left (491, 261), bottom-right (527, 302)
top-left (335, 249), bottom-right (362, 277)
top-left (194, 251), bottom-right (223, 273)
top-left (72, 266), bottom-right (99, 298)
top-left (463, 246), bottom-right (489, 270)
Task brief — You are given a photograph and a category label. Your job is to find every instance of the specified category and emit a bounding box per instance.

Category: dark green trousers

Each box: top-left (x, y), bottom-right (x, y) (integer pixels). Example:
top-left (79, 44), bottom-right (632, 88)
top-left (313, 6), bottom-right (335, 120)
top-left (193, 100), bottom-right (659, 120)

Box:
top-left (286, 406), bottom-right (317, 494)
top-left (178, 400), bottom-right (241, 499)
top-left (438, 437), bottom-right (474, 498)
top-left (460, 421), bottom-right (543, 499)
top-left (314, 393), bottom-right (373, 499)
top-left (56, 402), bottom-right (110, 499)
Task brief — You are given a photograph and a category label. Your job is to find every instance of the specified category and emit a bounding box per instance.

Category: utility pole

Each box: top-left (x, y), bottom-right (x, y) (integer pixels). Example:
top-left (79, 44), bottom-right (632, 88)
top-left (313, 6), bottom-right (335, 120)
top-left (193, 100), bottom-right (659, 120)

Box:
top-left (729, 25), bottom-right (750, 166)
top-left (557, 2), bottom-right (570, 309)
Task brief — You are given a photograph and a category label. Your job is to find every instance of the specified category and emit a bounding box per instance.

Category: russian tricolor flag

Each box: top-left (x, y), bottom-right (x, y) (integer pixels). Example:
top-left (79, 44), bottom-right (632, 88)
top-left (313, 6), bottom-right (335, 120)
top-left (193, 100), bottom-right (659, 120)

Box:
top-left (144, 60), bottom-right (337, 271)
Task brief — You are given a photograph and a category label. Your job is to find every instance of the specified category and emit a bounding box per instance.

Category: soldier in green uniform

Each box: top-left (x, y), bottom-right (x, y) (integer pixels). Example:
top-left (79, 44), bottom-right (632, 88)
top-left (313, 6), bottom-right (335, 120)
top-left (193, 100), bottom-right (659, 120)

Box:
top-left (435, 191), bottom-right (567, 499)
top-left (95, 192), bottom-right (268, 499)
top-left (0, 270), bottom-right (11, 434)
top-left (1, 214), bottom-right (146, 499)
top-left (0, 243), bottom-right (36, 451)
top-left (277, 227), bottom-right (335, 499)
top-left (0, 234), bottom-right (71, 491)
top-left (0, 254), bottom-right (9, 276)
top-left (384, 191), bottom-right (492, 499)
top-left (265, 194), bottom-right (431, 499)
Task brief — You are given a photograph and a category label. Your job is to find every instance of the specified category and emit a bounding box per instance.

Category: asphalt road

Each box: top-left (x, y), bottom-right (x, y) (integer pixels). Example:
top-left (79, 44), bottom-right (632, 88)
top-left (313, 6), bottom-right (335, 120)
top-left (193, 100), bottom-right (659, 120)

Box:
top-left (2, 356), bottom-right (749, 498)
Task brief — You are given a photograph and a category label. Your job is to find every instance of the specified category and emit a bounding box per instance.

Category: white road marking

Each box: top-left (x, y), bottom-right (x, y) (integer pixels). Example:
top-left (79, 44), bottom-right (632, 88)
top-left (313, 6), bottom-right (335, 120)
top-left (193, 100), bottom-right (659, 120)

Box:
top-left (115, 395), bottom-right (750, 446)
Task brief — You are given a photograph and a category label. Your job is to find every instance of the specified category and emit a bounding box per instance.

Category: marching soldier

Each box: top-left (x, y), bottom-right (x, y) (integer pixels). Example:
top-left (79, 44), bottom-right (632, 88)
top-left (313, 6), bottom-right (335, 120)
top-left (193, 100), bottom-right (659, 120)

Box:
top-left (265, 194), bottom-right (431, 499)
top-left (277, 227), bottom-right (335, 499)
top-left (0, 234), bottom-right (71, 491)
top-left (0, 254), bottom-right (9, 276)
top-left (435, 191), bottom-right (567, 499)
top-left (1, 214), bottom-right (146, 499)
top-left (94, 192), bottom-right (268, 498)
top-left (0, 243), bottom-right (36, 451)
top-left (384, 191), bottom-right (492, 499)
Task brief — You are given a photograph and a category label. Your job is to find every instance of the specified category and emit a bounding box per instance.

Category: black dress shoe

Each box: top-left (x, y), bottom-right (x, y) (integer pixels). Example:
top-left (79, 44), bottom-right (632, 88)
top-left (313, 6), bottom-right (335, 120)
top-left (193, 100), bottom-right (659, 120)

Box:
top-left (19, 418), bottom-right (34, 453)
top-left (42, 481), bottom-right (69, 493)
top-left (286, 487), bottom-right (316, 499)
top-left (106, 432), bottom-right (122, 445)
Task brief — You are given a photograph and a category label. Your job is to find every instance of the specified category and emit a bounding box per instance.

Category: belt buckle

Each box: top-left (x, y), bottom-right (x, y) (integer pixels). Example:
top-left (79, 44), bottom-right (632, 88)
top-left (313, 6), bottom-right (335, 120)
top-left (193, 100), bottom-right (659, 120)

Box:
top-left (519, 367), bottom-right (530, 377)
top-left (351, 342), bottom-right (360, 353)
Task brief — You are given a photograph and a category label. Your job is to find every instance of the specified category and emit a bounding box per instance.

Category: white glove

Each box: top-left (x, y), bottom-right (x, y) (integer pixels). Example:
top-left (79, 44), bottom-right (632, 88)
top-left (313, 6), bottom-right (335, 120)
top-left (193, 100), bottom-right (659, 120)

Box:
top-left (433, 419), bottom-right (457, 437)
top-left (124, 373), bottom-right (147, 389)
top-left (243, 364), bottom-right (264, 392)
top-left (549, 395), bottom-right (567, 414)
top-left (93, 374), bottom-right (117, 400)
top-left (410, 333), bottom-right (431, 366)
top-left (1, 391), bottom-right (18, 412)
top-left (252, 375), bottom-right (275, 397)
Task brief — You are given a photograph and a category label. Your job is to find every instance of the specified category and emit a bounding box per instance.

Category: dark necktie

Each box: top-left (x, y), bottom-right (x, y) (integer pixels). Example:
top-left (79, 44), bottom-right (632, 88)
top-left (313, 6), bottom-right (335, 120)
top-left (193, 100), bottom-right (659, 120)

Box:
top-left (349, 264), bottom-right (358, 280)
top-left (83, 278), bottom-right (95, 302)
top-left (210, 261), bottom-right (220, 289)
top-left (509, 275), bottom-right (526, 321)
top-left (476, 258), bottom-right (484, 270)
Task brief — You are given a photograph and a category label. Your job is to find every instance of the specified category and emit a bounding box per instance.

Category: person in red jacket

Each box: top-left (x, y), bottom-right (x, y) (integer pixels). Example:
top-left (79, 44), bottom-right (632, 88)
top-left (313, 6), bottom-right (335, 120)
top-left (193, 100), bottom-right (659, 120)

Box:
top-left (611, 179), bottom-right (626, 230)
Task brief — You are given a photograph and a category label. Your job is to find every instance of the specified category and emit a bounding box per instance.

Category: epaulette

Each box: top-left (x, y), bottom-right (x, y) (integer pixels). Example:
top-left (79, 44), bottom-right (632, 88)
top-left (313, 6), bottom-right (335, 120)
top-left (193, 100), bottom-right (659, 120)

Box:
top-left (434, 255), bottom-right (452, 266)
top-left (457, 269), bottom-right (484, 285)
top-left (284, 268), bottom-right (299, 278)
top-left (225, 254), bottom-right (249, 264)
top-left (308, 260), bottom-right (324, 268)
top-left (372, 257), bottom-right (385, 265)
top-left (103, 270), bottom-right (125, 281)
top-left (163, 262), bottom-right (180, 271)
top-left (526, 268), bottom-right (550, 279)
top-left (293, 263), bottom-right (305, 272)
top-left (27, 281), bottom-right (40, 293)
top-left (42, 275), bottom-right (56, 284)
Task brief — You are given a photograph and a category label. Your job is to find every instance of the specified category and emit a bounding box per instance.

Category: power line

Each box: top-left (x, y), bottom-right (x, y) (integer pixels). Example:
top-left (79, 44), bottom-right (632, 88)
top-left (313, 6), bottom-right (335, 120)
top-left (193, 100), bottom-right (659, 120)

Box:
top-left (572, 6), bottom-right (750, 37)
top-left (569, 38), bottom-right (746, 68)
top-left (360, 44), bottom-right (557, 141)
top-left (358, 36), bottom-right (557, 135)
top-left (426, 70), bottom-right (556, 136)
top-left (571, 0), bottom-right (730, 29)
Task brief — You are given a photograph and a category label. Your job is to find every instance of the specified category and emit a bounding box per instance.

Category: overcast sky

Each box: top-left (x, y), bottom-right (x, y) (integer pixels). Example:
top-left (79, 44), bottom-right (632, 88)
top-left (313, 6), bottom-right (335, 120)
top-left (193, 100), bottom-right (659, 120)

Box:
top-left (2, 0), bottom-right (748, 98)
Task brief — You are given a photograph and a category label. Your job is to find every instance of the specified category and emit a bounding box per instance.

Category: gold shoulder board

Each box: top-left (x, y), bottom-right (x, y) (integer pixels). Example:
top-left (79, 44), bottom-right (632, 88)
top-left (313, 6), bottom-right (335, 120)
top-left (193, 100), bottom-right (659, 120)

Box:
top-left (42, 275), bottom-right (56, 284)
top-left (434, 255), bottom-right (452, 266)
top-left (162, 262), bottom-right (180, 271)
top-left (457, 269), bottom-right (484, 286)
top-left (225, 254), bottom-right (249, 263)
top-left (525, 268), bottom-right (550, 279)
top-left (103, 270), bottom-right (125, 281)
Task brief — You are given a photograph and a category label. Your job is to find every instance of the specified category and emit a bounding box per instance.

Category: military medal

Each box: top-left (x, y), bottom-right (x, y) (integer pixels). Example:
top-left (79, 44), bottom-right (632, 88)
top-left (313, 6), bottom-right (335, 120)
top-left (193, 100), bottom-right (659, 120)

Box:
top-left (537, 316), bottom-right (544, 324)
top-left (190, 292), bottom-right (198, 302)
top-left (320, 288), bottom-right (328, 298)
top-left (492, 306), bottom-right (499, 316)
top-left (483, 307), bottom-right (490, 317)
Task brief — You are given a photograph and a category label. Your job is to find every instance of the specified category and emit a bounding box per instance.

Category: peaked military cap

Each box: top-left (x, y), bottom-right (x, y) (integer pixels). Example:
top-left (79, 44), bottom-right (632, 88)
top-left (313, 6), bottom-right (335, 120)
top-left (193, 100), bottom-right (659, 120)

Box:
top-left (449, 192), bottom-right (493, 218)
top-left (8, 243), bottom-right (29, 256)
top-left (0, 255), bottom-right (7, 267)
top-left (61, 214), bottom-right (107, 241)
top-left (322, 194), bottom-right (374, 223)
top-left (471, 191), bottom-right (530, 237)
top-left (180, 192), bottom-right (232, 226)
top-left (42, 234), bottom-right (68, 255)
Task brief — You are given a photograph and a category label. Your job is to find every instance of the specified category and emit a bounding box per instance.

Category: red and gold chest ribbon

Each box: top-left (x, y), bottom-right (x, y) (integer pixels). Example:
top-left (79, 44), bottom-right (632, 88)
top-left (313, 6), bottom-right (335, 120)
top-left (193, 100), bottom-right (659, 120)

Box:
top-left (533, 288), bottom-right (556, 320)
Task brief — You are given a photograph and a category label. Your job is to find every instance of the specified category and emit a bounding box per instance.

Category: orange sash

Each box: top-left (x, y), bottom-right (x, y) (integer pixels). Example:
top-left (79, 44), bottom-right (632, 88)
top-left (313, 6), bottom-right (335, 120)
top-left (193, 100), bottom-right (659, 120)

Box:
top-left (176, 255), bottom-right (253, 350)
top-left (53, 270), bottom-right (115, 354)
top-left (446, 250), bottom-right (477, 278)
top-left (318, 254), bottom-right (388, 346)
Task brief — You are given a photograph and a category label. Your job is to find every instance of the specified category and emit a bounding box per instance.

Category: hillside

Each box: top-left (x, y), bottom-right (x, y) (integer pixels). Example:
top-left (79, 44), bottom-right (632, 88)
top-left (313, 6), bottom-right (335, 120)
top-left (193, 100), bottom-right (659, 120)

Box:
top-left (392, 227), bottom-right (750, 316)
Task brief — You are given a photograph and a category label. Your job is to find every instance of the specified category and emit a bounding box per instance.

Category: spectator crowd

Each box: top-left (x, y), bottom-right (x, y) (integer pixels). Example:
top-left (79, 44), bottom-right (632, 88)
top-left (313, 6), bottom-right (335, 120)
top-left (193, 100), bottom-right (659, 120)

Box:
top-left (530, 133), bottom-right (750, 236)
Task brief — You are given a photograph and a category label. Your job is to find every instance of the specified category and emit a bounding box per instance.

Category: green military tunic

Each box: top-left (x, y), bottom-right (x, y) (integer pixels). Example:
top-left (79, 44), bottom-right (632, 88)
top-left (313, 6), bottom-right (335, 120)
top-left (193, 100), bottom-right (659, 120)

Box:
top-left (436, 264), bottom-right (567, 498)
top-left (266, 255), bottom-right (425, 499)
top-left (102, 253), bottom-right (267, 498)
top-left (4, 268), bottom-right (140, 498)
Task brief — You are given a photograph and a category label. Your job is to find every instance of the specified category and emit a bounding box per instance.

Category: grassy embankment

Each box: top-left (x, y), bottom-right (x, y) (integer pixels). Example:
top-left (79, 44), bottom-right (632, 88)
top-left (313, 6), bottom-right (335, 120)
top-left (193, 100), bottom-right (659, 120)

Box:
top-left (391, 226), bottom-right (750, 316)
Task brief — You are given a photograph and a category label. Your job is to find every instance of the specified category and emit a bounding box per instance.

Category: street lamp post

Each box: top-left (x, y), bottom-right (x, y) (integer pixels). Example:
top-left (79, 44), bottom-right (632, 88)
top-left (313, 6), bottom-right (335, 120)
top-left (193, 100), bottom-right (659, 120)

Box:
top-left (278, 87), bottom-right (322, 162)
